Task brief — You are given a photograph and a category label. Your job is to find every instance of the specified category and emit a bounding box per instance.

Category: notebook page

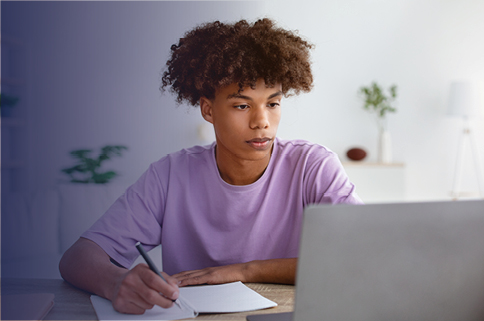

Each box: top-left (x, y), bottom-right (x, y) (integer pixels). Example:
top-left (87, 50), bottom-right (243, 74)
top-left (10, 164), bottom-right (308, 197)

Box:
top-left (91, 281), bottom-right (277, 320)
top-left (181, 281), bottom-right (278, 313)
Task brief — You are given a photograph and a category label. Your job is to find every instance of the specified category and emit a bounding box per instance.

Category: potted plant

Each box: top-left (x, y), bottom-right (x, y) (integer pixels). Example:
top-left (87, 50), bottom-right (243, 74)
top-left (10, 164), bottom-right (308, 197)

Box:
top-left (358, 82), bottom-right (398, 163)
top-left (61, 145), bottom-right (128, 184)
top-left (1, 93), bottom-right (20, 117)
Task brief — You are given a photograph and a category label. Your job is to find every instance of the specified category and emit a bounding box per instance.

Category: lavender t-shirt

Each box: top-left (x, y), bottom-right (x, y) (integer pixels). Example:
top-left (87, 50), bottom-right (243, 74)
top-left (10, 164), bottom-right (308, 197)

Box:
top-left (82, 138), bottom-right (362, 275)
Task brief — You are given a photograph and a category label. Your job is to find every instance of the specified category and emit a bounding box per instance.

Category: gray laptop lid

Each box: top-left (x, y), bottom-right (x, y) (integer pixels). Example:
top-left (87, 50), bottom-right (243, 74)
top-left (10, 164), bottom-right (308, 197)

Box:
top-left (248, 200), bottom-right (484, 321)
top-left (292, 200), bottom-right (484, 321)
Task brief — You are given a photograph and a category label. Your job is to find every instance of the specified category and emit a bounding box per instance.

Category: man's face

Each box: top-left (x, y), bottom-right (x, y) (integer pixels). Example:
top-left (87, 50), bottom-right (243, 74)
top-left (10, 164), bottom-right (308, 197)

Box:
top-left (200, 79), bottom-right (282, 163)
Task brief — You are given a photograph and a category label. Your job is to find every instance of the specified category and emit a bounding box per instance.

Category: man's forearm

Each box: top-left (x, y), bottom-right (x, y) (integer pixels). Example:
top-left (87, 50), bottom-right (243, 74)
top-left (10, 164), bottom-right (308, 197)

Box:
top-left (245, 258), bottom-right (297, 284)
top-left (173, 257), bottom-right (298, 286)
top-left (59, 238), bottom-right (126, 300)
top-left (60, 238), bottom-right (180, 314)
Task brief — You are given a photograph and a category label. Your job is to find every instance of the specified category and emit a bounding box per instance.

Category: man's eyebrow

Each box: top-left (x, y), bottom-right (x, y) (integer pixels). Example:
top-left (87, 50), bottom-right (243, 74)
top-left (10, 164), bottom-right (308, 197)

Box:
top-left (226, 91), bottom-right (283, 100)
top-left (227, 93), bottom-right (253, 100)
top-left (268, 91), bottom-right (283, 99)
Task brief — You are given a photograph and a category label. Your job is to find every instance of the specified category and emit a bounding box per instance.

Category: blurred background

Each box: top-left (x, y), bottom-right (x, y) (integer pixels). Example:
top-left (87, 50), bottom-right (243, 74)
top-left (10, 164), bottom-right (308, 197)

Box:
top-left (2, 0), bottom-right (484, 278)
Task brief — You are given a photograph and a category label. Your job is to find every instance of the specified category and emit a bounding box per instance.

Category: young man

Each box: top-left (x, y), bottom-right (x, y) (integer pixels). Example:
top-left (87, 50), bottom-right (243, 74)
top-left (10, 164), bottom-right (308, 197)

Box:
top-left (59, 18), bottom-right (363, 315)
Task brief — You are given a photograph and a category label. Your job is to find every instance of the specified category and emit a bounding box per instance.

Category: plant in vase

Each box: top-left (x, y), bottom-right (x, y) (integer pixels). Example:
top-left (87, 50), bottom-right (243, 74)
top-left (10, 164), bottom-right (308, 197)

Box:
top-left (0, 93), bottom-right (20, 117)
top-left (358, 82), bottom-right (398, 163)
top-left (61, 145), bottom-right (128, 184)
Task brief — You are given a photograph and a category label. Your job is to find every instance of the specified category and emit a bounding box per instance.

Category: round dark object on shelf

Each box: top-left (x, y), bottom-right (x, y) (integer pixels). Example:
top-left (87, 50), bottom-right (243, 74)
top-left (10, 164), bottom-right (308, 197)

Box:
top-left (346, 148), bottom-right (367, 161)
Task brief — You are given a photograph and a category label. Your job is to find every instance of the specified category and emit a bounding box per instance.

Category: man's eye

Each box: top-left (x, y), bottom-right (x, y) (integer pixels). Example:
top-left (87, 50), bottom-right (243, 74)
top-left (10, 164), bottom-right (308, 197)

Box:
top-left (268, 103), bottom-right (280, 108)
top-left (235, 105), bottom-right (249, 110)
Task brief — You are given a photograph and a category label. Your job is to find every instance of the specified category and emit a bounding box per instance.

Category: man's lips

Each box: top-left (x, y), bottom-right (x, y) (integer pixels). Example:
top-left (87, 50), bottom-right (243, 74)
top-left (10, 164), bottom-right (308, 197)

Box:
top-left (245, 137), bottom-right (272, 150)
top-left (246, 137), bottom-right (271, 143)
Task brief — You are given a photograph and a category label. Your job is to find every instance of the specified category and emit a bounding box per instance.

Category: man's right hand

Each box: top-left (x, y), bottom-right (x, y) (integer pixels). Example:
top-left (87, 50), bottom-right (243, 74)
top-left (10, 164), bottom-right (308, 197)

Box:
top-left (111, 264), bottom-right (180, 314)
top-left (59, 238), bottom-right (179, 315)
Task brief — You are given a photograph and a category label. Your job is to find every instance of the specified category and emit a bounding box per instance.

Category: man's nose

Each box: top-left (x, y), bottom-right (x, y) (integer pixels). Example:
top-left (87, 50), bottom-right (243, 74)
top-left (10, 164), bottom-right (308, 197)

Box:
top-left (249, 106), bottom-right (270, 129)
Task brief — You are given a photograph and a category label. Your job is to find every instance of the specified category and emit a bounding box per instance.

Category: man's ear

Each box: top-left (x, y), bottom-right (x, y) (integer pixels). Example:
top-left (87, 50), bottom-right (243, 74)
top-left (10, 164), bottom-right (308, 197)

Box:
top-left (200, 97), bottom-right (214, 124)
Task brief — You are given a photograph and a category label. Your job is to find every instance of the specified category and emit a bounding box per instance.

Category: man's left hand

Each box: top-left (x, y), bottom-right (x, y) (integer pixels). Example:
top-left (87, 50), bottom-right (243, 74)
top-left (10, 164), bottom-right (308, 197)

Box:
top-left (172, 263), bottom-right (249, 287)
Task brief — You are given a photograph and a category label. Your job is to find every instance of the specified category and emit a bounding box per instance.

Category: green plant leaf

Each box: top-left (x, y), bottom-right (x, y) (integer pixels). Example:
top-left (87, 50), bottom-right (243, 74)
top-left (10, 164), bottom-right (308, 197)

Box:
top-left (92, 171), bottom-right (117, 184)
top-left (358, 82), bottom-right (398, 118)
top-left (0, 93), bottom-right (20, 107)
top-left (61, 145), bottom-right (128, 184)
top-left (61, 164), bottom-right (88, 174)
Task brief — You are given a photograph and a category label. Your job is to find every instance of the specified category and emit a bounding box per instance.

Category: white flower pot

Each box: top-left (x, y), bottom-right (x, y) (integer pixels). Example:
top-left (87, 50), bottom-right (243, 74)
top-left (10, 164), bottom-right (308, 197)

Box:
top-left (378, 128), bottom-right (392, 164)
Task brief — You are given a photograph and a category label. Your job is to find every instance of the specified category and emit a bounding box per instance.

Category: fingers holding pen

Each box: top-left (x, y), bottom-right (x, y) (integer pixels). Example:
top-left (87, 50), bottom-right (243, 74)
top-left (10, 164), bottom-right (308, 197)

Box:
top-left (138, 264), bottom-right (180, 306)
top-left (111, 264), bottom-right (179, 314)
top-left (144, 268), bottom-right (180, 300)
top-left (134, 242), bottom-right (180, 300)
top-left (112, 286), bottom-right (153, 314)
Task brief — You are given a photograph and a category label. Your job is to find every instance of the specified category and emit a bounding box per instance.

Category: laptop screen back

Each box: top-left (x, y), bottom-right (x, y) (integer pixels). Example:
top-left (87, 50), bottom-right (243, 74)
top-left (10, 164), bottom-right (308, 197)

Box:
top-left (294, 200), bottom-right (484, 321)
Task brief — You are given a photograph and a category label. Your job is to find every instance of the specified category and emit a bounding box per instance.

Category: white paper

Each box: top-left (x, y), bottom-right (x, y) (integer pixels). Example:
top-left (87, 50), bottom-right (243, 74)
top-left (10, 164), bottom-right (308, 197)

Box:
top-left (179, 281), bottom-right (278, 313)
top-left (90, 295), bottom-right (196, 321)
top-left (91, 281), bottom-right (277, 321)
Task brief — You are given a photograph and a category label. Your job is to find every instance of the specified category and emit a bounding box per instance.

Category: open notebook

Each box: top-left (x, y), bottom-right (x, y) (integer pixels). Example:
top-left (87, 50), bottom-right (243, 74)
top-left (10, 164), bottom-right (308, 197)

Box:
top-left (91, 281), bottom-right (277, 320)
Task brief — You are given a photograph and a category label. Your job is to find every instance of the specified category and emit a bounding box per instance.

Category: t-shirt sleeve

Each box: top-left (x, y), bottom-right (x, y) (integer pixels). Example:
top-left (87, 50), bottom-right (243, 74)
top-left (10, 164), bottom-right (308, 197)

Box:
top-left (81, 162), bottom-right (166, 268)
top-left (304, 148), bottom-right (364, 205)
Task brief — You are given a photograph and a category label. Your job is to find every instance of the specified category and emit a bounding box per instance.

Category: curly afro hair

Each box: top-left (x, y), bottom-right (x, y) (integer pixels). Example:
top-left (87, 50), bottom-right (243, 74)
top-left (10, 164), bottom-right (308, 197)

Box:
top-left (160, 18), bottom-right (314, 106)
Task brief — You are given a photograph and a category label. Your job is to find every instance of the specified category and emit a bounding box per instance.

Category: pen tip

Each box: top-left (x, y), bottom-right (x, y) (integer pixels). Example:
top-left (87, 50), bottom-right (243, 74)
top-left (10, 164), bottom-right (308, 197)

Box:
top-left (135, 241), bottom-right (141, 246)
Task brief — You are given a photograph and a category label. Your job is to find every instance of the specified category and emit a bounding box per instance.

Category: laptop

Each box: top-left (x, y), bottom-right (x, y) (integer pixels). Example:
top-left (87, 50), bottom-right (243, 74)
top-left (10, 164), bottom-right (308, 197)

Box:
top-left (248, 200), bottom-right (484, 321)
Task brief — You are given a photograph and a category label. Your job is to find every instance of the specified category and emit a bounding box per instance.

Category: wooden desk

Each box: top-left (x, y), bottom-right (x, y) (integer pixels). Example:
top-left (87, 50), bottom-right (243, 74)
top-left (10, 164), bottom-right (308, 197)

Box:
top-left (1, 279), bottom-right (294, 321)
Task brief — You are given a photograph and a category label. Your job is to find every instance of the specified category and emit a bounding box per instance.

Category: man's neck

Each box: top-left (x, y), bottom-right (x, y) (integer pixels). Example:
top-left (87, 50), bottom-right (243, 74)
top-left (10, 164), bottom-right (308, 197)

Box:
top-left (215, 147), bottom-right (272, 186)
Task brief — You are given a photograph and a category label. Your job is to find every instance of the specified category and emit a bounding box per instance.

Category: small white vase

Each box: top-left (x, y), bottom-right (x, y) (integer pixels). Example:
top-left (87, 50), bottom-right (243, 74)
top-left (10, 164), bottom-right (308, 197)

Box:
top-left (378, 128), bottom-right (392, 164)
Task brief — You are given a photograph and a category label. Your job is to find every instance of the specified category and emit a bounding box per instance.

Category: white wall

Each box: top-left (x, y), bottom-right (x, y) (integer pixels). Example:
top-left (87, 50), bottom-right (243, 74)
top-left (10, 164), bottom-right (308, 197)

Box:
top-left (4, 0), bottom-right (484, 201)
top-left (260, 0), bottom-right (484, 201)
top-left (3, 1), bottom-right (262, 189)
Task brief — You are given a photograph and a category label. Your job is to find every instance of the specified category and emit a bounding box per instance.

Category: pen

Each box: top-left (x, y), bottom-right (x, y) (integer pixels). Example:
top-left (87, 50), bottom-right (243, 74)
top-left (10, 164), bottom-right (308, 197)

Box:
top-left (135, 242), bottom-right (181, 309)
